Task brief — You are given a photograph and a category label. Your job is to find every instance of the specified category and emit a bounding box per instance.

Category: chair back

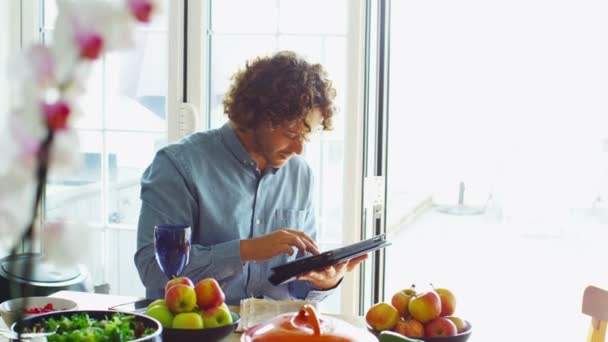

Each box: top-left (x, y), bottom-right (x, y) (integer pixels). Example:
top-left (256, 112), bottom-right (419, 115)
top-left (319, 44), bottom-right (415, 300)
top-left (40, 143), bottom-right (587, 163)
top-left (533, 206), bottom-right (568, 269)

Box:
top-left (583, 286), bottom-right (608, 342)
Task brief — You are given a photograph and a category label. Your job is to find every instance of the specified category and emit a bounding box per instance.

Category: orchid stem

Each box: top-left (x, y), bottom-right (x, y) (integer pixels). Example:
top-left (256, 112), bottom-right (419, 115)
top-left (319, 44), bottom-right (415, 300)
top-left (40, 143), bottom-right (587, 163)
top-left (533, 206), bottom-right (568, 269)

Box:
top-left (9, 129), bottom-right (54, 339)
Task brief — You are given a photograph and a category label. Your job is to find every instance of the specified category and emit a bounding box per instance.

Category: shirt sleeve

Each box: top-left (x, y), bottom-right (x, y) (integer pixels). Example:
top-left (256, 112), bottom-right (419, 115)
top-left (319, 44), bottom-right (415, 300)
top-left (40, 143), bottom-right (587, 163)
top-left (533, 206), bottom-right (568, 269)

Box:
top-left (134, 149), bottom-right (244, 294)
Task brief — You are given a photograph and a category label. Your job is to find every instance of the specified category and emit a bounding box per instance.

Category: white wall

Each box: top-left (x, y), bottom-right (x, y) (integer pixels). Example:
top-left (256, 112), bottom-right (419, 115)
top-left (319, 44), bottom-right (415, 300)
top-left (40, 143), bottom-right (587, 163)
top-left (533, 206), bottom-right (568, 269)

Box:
top-left (0, 1), bottom-right (12, 130)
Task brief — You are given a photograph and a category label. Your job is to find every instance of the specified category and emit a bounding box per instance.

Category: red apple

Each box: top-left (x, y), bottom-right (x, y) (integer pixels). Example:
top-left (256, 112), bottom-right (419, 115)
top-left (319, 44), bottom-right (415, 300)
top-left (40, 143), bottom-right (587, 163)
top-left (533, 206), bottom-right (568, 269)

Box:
top-left (202, 303), bottom-right (234, 328)
top-left (445, 316), bottom-right (467, 333)
top-left (408, 290), bottom-right (441, 324)
top-left (435, 287), bottom-right (456, 316)
top-left (172, 312), bottom-right (204, 329)
top-left (165, 276), bottom-right (194, 293)
top-left (391, 286), bottom-right (416, 318)
top-left (393, 318), bottom-right (424, 338)
top-left (365, 302), bottom-right (400, 332)
top-left (425, 317), bottom-right (458, 337)
top-left (194, 278), bottom-right (225, 310)
top-left (165, 284), bottom-right (197, 314)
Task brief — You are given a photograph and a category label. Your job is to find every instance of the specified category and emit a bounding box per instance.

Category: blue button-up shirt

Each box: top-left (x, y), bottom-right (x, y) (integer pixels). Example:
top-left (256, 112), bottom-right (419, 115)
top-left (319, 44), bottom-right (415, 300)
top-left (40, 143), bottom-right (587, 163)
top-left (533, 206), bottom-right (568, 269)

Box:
top-left (134, 123), bottom-right (334, 304)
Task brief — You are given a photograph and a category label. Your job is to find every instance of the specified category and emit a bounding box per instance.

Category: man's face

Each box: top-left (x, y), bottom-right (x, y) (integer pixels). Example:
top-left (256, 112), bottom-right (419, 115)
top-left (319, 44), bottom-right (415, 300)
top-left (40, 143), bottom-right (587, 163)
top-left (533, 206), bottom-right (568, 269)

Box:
top-left (253, 109), bottom-right (323, 169)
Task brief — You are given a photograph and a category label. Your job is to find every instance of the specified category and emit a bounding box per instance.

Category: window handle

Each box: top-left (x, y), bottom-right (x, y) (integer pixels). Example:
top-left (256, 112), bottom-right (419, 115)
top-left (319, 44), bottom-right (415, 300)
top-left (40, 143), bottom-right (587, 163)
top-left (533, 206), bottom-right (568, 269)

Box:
top-left (178, 102), bottom-right (199, 137)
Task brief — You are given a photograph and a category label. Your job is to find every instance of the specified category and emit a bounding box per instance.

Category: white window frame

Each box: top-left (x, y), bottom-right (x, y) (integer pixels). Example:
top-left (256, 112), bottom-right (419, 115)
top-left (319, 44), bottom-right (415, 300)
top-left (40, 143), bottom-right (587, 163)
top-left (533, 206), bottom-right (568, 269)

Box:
top-left (340, 0), bottom-right (368, 317)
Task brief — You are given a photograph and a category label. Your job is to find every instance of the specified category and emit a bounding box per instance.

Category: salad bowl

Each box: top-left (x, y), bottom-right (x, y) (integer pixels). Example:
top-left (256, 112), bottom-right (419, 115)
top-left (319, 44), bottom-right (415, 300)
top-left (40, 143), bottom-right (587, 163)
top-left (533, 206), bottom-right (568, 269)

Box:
top-left (11, 309), bottom-right (162, 341)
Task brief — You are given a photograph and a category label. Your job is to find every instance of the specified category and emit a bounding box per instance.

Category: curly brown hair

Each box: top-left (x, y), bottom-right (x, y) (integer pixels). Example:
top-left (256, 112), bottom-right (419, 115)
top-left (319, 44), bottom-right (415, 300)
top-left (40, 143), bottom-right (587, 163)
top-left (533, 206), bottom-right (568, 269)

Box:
top-left (223, 51), bottom-right (336, 132)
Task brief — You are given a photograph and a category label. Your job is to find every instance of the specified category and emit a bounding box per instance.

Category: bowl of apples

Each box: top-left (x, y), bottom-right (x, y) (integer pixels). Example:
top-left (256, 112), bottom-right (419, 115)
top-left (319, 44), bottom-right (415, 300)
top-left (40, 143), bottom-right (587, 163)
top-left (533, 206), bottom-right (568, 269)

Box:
top-left (366, 285), bottom-right (472, 342)
top-left (144, 277), bottom-right (240, 342)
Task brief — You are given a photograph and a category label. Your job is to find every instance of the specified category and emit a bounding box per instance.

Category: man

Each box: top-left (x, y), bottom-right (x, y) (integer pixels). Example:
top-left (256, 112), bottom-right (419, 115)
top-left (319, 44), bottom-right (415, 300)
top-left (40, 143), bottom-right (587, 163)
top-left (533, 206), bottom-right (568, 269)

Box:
top-left (134, 51), bottom-right (366, 304)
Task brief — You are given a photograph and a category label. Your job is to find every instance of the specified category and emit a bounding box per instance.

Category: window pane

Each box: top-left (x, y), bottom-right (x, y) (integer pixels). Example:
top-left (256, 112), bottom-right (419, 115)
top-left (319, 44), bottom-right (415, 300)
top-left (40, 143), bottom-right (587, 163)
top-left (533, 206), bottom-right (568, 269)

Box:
top-left (105, 32), bottom-right (168, 132)
top-left (209, 36), bottom-right (276, 128)
top-left (43, 1), bottom-right (58, 30)
top-left (278, 0), bottom-right (347, 35)
top-left (106, 131), bottom-right (166, 225)
top-left (211, 0), bottom-right (277, 34)
top-left (77, 62), bottom-right (105, 129)
top-left (385, 1), bottom-right (608, 340)
top-left (278, 36), bottom-right (324, 62)
top-left (46, 131), bottom-right (103, 224)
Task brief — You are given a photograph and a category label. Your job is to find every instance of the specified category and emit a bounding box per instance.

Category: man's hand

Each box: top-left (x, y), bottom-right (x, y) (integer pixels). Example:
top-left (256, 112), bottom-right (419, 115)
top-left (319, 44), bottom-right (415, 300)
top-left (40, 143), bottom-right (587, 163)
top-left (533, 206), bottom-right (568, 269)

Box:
top-left (240, 228), bottom-right (321, 263)
top-left (297, 254), bottom-right (368, 290)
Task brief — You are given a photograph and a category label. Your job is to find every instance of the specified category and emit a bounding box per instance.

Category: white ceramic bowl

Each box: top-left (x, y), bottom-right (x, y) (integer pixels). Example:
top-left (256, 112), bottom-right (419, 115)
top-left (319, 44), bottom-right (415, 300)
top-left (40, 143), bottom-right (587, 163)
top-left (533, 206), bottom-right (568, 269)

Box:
top-left (0, 296), bottom-right (77, 327)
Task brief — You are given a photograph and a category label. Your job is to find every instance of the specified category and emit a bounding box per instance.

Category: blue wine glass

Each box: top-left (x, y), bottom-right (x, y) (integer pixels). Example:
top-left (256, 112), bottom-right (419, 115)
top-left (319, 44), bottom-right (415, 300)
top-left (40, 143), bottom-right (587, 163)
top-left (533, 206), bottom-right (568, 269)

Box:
top-left (154, 224), bottom-right (191, 279)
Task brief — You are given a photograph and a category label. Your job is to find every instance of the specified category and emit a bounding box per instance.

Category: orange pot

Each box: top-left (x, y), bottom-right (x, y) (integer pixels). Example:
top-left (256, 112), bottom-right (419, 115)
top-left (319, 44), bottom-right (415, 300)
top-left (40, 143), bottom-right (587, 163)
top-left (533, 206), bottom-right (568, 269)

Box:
top-left (241, 304), bottom-right (377, 342)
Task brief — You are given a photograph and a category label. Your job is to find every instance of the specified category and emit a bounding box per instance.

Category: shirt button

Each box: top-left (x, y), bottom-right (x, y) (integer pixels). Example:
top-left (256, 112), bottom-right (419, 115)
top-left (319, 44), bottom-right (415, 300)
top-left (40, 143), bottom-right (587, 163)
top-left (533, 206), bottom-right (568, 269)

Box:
top-left (255, 219), bottom-right (261, 225)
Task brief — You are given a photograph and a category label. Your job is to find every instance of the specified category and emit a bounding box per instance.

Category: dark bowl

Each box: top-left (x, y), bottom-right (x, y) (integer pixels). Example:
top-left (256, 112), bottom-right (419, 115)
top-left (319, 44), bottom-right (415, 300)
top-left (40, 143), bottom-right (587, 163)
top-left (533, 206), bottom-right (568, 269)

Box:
top-left (369, 320), bottom-right (472, 342)
top-left (162, 311), bottom-right (240, 342)
top-left (11, 309), bottom-right (162, 341)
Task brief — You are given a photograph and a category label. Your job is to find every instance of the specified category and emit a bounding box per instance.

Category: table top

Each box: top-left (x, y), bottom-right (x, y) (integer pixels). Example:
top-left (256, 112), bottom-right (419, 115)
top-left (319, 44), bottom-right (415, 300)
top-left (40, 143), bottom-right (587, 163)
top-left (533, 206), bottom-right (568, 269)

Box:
top-left (0, 291), bottom-right (367, 342)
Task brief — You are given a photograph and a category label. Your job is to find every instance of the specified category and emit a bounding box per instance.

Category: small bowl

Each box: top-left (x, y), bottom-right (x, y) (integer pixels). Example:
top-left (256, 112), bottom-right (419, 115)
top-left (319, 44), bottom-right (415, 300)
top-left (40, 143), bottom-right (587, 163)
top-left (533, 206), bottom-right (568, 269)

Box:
top-left (369, 320), bottom-right (473, 342)
top-left (12, 309), bottom-right (162, 341)
top-left (162, 311), bottom-right (240, 342)
top-left (0, 296), bottom-right (77, 327)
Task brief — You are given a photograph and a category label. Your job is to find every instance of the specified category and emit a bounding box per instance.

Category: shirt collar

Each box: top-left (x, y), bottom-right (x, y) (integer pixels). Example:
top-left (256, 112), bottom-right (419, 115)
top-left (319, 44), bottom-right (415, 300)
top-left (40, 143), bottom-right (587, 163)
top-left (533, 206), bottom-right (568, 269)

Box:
top-left (219, 123), bottom-right (280, 174)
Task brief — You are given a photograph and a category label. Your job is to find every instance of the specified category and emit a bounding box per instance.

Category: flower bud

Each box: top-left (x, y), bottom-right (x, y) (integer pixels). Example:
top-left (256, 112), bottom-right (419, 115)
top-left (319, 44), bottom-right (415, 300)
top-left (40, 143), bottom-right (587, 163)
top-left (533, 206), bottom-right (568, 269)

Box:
top-left (42, 101), bottom-right (71, 131)
top-left (127, 0), bottom-right (154, 23)
top-left (76, 31), bottom-right (104, 60)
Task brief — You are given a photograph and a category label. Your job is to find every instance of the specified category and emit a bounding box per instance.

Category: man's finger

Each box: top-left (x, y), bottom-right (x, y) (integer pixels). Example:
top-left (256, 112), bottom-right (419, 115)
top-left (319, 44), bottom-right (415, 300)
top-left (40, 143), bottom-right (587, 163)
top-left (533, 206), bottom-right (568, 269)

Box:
top-left (288, 236), bottom-right (307, 253)
top-left (297, 271), bottom-right (316, 282)
top-left (346, 254), bottom-right (368, 271)
top-left (284, 229), bottom-right (320, 254)
top-left (287, 229), bottom-right (320, 254)
top-left (281, 245), bottom-right (296, 256)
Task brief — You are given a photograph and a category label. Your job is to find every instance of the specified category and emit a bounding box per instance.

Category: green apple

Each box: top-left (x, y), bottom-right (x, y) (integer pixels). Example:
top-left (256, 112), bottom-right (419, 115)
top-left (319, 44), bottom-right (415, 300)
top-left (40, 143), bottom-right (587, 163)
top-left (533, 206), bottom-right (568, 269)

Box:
top-left (379, 330), bottom-right (423, 342)
top-left (146, 304), bottom-right (174, 328)
top-left (147, 299), bottom-right (167, 309)
top-left (172, 312), bottom-right (204, 329)
top-left (202, 303), bottom-right (233, 328)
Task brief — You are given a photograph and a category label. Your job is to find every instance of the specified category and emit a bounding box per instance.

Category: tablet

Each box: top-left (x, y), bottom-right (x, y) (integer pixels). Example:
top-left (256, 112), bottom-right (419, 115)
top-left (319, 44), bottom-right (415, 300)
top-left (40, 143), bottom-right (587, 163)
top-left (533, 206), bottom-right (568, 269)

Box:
top-left (268, 234), bottom-right (391, 286)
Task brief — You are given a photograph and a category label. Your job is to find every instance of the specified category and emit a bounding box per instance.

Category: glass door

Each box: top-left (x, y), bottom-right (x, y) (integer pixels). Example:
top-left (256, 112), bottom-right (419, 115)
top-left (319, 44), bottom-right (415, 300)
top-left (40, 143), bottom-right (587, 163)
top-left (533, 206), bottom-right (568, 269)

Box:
top-left (384, 1), bottom-right (608, 341)
top-left (192, 0), bottom-right (366, 314)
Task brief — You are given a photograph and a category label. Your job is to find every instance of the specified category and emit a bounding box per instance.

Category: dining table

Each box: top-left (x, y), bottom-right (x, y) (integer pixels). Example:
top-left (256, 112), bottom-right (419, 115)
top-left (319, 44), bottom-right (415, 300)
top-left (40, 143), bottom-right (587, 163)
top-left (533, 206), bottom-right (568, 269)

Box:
top-left (0, 290), bottom-right (368, 341)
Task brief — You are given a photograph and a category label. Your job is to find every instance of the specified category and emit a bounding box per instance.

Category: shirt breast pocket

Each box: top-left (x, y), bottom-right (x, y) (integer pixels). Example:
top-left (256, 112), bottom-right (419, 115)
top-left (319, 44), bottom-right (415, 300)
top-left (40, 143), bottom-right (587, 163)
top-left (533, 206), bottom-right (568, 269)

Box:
top-left (270, 209), bottom-right (309, 267)
top-left (274, 209), bottom-right (306, 230)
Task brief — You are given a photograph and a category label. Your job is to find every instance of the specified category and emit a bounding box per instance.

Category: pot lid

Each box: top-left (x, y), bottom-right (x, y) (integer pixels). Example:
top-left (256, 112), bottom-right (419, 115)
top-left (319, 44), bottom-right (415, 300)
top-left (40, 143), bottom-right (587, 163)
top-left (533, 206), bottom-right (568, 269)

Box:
top-left (241, 304), bottom-right (376, 342)
top-left (1, 255), bottom-right (80, 283)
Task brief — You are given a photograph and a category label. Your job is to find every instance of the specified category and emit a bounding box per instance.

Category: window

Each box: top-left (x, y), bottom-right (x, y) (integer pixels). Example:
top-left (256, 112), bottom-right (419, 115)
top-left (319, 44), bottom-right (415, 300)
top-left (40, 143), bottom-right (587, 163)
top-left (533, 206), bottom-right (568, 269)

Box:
top-left (384, 1), bottom-right (608, 340)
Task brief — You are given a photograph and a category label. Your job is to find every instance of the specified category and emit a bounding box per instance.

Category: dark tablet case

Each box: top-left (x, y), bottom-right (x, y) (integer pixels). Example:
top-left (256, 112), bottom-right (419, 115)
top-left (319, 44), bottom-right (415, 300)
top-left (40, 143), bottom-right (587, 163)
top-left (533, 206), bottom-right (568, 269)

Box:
top-left (268, 234), bottom-right (391, 286)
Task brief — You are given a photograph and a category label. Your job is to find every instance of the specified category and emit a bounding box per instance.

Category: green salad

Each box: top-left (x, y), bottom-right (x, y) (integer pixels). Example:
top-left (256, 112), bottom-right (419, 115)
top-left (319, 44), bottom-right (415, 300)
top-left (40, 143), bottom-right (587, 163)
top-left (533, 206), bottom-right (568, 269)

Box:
top-left (27, 312), bottom-right (157, 342)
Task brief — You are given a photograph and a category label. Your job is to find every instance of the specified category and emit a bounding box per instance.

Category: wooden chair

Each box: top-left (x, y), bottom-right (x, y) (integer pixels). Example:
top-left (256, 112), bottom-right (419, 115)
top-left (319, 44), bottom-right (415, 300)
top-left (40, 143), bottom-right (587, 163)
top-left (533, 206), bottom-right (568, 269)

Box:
top-left (583, 286), bottom-right (608, 342)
